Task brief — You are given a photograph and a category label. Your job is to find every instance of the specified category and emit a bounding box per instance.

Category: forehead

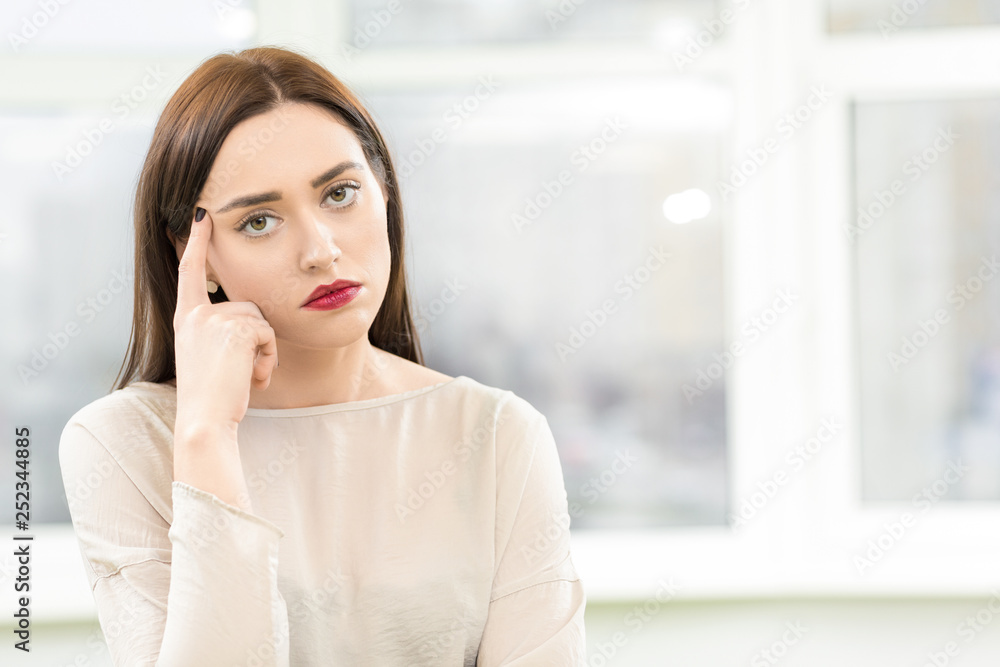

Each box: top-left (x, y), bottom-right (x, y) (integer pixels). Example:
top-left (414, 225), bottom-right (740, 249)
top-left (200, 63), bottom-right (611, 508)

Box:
top-left (203, 103), bottom-right (366, 199)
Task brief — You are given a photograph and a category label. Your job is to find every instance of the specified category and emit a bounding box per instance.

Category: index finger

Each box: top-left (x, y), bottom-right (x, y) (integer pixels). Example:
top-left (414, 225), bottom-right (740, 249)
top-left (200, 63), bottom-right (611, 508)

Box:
top-left (176, 207), bottom-right (213, 316)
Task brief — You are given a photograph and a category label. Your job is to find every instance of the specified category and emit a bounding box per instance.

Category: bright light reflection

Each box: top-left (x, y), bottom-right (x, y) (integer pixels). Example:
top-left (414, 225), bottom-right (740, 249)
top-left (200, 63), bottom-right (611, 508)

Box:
top-left (662, 188), bottom-right (712, 224)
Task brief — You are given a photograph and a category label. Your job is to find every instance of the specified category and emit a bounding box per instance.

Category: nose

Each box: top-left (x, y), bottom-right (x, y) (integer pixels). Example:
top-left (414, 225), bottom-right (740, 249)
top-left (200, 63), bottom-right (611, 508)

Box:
top-left (299, 213), bottom-right (341, 272)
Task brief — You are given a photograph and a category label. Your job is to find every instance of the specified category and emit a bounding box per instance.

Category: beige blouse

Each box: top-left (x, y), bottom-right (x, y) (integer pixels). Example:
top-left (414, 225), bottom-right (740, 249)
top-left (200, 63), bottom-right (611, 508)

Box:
top-left (58, 375), bottom-right (586, 666)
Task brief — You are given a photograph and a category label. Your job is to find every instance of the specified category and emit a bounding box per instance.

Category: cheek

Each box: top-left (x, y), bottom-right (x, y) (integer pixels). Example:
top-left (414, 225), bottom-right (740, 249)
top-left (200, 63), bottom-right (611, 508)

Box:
top-left (216, 248), bottom-right (290, 303)
top-left (354, 207), bottom-right (392, 275)
top-left (370, 224), bottom-right (393, 284)
top-left (261, 260), bottom-right (307, 310)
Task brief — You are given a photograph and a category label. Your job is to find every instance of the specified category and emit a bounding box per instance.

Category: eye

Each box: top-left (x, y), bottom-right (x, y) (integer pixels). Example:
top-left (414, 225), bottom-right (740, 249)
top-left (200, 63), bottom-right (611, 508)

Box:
top-left (235, 212), bottom-right (278, 238)
top-left (324, 181), bottom-right (361, 209)
top-left (233, 180), bottom-right (362, 240)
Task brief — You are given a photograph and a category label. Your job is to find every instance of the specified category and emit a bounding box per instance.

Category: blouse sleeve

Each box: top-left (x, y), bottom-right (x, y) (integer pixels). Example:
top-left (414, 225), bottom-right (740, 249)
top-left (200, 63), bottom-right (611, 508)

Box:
top-left (58, 419), bottom-right (291, 667)
top-left (477, 398), bottom-right (588, 666)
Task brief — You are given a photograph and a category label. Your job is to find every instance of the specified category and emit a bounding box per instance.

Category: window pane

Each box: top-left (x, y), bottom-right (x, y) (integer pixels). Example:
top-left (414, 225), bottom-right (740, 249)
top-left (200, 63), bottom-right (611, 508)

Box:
top-left (853, 98), bottom-right (1000, 502)
top-left (347, 0), bottom-right (720, 49)
top-left (829, 0), bottom-right (1000, 33)
top-left (0, 114), bottom-right (153, 524)
top-left (0, 0), bottom-right (256, 55)
top-left (367, 75), bottom-right (731, 527)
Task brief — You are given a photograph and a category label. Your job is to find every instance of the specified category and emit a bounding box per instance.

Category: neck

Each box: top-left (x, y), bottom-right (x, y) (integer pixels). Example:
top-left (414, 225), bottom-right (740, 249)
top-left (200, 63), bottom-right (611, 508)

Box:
top-left (245, 337), bottom-right (398, 409)
top-left (166, 338), bottom-right (402, 409)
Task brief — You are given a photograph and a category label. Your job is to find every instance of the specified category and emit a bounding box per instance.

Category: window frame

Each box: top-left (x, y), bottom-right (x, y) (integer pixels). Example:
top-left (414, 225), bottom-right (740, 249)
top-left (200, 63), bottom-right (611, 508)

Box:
top-left (10, 0), bottom-right (1000, 624)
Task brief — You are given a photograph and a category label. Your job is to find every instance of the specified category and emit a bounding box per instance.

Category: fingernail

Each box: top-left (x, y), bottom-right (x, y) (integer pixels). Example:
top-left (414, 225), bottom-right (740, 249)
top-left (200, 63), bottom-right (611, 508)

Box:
top-left (195, 207), bottom-right (206, 222)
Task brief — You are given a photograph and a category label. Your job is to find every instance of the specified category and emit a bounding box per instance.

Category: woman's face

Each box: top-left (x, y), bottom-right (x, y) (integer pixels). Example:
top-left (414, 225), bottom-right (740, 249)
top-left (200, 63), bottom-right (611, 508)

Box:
top-left (180, 102), bottom-right (391, 349)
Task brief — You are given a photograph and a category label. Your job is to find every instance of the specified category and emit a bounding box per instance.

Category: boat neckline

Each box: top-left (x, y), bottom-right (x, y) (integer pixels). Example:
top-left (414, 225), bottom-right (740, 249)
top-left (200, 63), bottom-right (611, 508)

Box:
top-left (134, 375), bottom-right (467, 418)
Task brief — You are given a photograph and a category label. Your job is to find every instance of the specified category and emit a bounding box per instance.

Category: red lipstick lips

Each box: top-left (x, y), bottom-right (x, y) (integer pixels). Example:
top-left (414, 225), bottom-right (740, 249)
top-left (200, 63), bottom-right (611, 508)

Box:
top-left (301, 279), bottom-right (362, 310)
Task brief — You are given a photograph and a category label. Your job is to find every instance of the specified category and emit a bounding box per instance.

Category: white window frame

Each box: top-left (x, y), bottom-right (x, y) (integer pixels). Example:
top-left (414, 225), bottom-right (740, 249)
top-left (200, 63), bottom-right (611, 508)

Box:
top-left (8, 0), bottom-right (1000, 623)
top-left (568, 0), bottom-right (1000, 603)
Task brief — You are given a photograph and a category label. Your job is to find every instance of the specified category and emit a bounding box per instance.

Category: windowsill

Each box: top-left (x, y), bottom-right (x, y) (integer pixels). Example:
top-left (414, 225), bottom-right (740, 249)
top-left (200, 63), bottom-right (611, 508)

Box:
top-left (14, 519), bottom-right (1000, 628)
top-left (0, 524), bottom-right (101, 627)
top-left (569, 511), bottom-right (1000, 604)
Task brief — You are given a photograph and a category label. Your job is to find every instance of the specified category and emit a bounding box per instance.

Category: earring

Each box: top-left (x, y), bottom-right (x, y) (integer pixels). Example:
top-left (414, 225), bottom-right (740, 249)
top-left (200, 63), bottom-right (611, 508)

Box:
top-left (207, 280), bottom-right (219, 294)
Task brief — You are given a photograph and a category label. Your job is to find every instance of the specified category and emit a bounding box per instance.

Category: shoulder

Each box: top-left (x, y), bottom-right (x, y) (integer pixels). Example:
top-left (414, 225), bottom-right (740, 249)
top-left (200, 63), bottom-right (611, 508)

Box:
top-left (62, 381), bottom-right (177, 440)
top-left (440, 375), bottom-right (544, 424)
top-left (444, 376), bottom-right (552, 466)
top-left (59, 381), bottom-right (177, 475)
top-left (381, 354), bottom-right (547, 431)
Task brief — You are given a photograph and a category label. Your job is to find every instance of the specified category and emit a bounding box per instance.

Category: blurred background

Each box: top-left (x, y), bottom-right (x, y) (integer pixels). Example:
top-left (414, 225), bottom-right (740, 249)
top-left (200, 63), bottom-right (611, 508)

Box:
top-left (1, 0), bottom-right (999, 664)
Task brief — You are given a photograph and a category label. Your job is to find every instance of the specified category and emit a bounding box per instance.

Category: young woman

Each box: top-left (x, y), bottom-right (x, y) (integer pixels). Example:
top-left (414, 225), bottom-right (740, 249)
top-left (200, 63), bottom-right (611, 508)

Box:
top-left (57, 45), bottom-right (586, 666)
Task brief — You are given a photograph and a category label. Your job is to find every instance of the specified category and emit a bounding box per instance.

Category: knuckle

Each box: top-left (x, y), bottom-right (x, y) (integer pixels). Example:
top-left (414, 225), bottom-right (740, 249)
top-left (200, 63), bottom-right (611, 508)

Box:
top-left (221, 315), bottom-right (252, 340)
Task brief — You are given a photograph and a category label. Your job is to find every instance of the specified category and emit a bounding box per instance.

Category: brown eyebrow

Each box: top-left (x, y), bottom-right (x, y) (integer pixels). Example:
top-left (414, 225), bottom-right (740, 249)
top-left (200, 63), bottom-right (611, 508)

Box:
top-left (215, 160), bottom-right (366, 214)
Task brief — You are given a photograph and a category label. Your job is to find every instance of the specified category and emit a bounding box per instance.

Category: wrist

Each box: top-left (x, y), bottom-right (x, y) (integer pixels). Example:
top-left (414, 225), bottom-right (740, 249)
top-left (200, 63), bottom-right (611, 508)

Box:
top-left (173, 419), bottom-right (239, 448)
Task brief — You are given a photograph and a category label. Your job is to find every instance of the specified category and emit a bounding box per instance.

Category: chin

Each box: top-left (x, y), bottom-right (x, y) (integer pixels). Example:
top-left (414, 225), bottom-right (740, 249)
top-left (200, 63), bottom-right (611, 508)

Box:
top-left (283, 314), bottom-right (374, 347)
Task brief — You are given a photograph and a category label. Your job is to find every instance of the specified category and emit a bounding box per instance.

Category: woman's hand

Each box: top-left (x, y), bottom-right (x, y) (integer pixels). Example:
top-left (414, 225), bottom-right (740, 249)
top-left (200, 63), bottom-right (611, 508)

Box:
top-left (173, 207), bottom-right (279, 434)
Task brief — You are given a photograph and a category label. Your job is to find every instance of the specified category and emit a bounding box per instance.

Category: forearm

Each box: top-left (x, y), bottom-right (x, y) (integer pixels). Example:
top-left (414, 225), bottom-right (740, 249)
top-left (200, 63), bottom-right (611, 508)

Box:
top-left (173, 421), bottom-right (253, 513)
top-left (157, 481), bottom-right (290, 666)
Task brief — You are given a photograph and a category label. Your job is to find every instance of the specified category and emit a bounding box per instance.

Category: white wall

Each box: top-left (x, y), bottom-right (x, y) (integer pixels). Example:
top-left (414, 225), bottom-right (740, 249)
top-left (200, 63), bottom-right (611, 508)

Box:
top-left (584, 598), bottom-right (1000, 666)
top-left (14, 599), bottom-right (1000, 666)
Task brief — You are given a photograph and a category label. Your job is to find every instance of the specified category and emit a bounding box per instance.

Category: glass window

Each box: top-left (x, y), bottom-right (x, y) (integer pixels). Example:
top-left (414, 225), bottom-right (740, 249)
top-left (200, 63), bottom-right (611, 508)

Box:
top-left (347, 0), bottom-right (721, 50)
top-left (852, 98), bottom-right (1000, 502)
top-left (829, 0), bottom-right (1000, 34)
top-left (366, 75), bottom-right (732, 527)
top-left (0, 0), bottom-right (256, 55)
top-left (0, 114), bottom-right (155, 523)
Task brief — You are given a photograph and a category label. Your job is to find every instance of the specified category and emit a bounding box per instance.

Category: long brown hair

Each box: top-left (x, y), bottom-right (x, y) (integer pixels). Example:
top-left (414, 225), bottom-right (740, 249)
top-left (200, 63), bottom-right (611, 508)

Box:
top-left (112, 45), bottom-right (422, 392)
